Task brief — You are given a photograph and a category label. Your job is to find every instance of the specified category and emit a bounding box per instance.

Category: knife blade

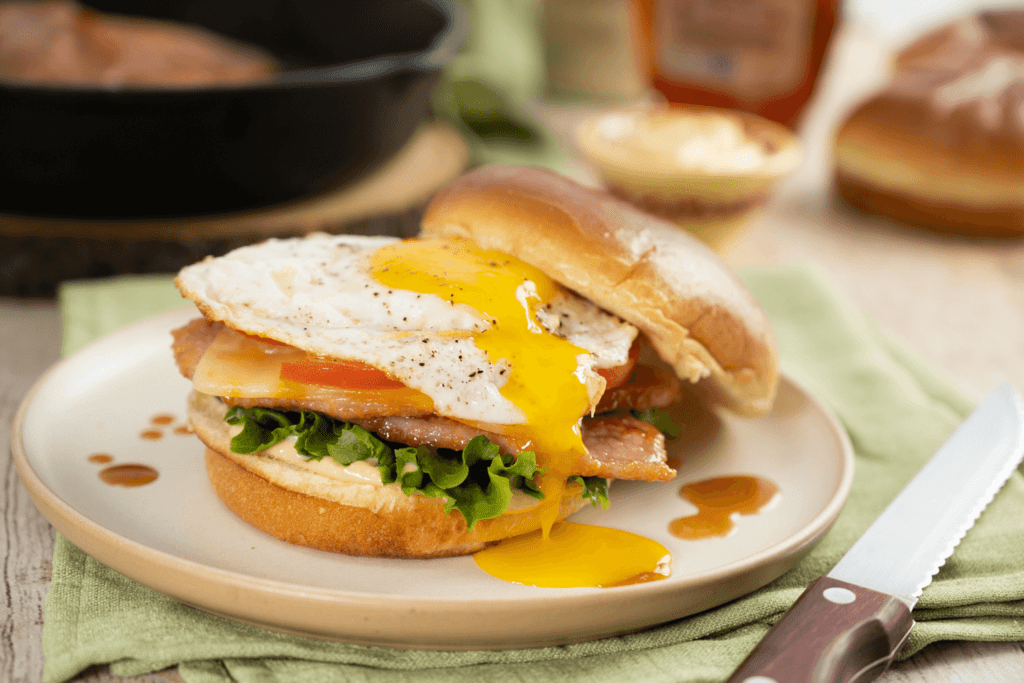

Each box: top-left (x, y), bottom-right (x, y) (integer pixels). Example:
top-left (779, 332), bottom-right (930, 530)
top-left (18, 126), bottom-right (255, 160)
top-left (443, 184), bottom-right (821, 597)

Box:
top-left (726, 382), bottom-right (1024, 683)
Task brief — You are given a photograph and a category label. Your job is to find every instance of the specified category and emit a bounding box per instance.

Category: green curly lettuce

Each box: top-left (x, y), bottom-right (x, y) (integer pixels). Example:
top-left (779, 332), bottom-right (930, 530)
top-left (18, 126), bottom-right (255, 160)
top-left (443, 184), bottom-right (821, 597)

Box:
top-left (570, 475), bottom-right (610, 510)
top-left (225, 406), bottom-right (613, 530)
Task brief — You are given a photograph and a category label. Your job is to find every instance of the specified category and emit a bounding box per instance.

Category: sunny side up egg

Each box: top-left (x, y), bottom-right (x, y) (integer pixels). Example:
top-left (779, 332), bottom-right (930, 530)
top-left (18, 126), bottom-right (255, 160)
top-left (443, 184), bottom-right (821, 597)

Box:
top-left (178, 233), bottom-right (672, 587)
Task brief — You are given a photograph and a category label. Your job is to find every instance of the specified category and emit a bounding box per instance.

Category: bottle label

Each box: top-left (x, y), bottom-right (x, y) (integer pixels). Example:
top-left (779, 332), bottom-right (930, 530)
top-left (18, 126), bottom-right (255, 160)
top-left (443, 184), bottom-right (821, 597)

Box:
top-left (654, 0), bottom-right (814, 100)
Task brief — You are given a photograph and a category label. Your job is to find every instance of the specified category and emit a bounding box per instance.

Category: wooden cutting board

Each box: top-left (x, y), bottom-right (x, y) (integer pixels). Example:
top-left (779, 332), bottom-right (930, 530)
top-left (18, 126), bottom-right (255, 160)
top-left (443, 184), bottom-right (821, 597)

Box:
top-left (0, 122), bottom-right (470, 296)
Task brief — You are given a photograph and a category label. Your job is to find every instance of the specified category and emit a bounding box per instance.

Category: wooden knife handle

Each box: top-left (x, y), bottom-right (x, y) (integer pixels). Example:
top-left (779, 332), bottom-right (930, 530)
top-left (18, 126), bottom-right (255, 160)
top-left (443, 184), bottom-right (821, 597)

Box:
top-left (726, 576), bottom-right (915, 683)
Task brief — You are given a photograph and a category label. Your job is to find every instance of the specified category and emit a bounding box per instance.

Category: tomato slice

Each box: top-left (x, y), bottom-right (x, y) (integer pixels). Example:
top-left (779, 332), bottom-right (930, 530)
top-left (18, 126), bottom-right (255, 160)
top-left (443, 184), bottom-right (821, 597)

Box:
top-left (280, 359), bottom-right (407, 390)
top-left (597, 340), bottom-right (640, 390)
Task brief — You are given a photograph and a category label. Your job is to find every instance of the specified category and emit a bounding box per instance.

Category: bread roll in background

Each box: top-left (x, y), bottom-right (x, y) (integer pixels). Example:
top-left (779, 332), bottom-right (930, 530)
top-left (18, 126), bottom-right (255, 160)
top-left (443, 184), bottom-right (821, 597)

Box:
top-left (834, 11), bottom-right (1024, 237)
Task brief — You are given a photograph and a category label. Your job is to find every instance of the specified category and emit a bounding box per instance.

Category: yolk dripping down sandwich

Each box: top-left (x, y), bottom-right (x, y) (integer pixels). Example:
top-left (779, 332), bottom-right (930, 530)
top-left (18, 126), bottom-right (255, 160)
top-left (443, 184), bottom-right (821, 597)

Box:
top-left (171, 165), bottom-right (778, 558)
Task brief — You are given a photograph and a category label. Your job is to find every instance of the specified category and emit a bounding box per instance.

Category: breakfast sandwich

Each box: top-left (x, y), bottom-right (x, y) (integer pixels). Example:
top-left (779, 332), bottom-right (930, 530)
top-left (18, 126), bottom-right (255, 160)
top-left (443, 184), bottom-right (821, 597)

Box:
top-left (171, 165), bottom-right (778, 558)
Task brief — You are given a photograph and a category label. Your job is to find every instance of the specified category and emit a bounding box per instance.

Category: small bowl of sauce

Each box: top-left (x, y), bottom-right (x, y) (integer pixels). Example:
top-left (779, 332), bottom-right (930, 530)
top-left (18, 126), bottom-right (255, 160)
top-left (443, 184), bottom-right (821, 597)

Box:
top-left (575, 105), bottom-right (801, 250)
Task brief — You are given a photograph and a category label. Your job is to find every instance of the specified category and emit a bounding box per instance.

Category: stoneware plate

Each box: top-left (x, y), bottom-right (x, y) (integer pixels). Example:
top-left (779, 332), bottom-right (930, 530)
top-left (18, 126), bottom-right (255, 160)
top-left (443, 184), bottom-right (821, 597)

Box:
top-left (12, 307), bottom-right (854, 649)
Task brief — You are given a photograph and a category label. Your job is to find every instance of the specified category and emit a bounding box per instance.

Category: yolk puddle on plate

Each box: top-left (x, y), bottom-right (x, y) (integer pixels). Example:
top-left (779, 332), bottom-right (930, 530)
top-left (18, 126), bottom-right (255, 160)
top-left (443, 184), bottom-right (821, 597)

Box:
top-left (372, 237), bottom-right (593, 534)
top-left (473, 521), bottom-right (671, 588)
top-left (669, 476), bottom-right (778, 540)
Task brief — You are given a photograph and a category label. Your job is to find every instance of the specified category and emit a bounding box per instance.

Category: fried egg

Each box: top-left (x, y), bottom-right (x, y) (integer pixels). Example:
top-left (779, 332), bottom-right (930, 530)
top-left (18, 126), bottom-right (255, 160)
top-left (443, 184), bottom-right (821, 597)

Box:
top-left (176, 234), bottom-right (638, 464)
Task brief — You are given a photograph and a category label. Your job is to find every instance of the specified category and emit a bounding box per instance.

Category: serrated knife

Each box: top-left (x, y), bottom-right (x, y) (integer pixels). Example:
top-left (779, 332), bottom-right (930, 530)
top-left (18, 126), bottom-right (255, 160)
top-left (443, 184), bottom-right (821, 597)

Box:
top-left (726, 382), bottom-right (1024, 683)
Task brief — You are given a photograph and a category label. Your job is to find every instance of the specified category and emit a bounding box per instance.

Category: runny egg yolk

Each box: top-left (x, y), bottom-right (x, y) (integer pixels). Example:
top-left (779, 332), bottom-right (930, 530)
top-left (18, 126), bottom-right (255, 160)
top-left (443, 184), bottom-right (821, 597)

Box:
top-left (371, 237), bottom-right (591, 531)
top-left (473, 521), bottom-right (671, 588)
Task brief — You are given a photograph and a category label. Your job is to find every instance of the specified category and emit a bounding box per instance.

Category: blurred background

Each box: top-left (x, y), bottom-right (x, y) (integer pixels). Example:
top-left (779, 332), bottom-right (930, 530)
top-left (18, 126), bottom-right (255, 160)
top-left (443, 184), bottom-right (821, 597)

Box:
top-left (2, 0), bottom-right (1024, 296)
top-left (7, 7), bottom-right (1024, 683)
top-left (850, 0), bottom-right (1020, 37)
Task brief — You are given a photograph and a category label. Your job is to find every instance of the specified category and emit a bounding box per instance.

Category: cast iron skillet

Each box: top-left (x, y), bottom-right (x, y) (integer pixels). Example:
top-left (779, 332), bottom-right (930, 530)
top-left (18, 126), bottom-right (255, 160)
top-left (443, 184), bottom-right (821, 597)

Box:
top-left (0, 0), bottom-right (468, 218)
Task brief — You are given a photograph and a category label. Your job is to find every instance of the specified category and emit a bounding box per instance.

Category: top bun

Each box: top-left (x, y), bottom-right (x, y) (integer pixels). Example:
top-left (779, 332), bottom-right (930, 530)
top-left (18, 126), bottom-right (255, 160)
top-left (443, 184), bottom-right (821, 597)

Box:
top-left (420, 165), bottom-right (778, 416)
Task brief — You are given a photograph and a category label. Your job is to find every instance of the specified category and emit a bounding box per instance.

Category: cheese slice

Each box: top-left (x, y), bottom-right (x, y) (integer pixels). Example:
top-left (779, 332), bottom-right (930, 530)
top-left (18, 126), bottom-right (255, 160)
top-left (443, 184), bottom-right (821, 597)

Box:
top-left (192, 327), bottom-right (434, 412)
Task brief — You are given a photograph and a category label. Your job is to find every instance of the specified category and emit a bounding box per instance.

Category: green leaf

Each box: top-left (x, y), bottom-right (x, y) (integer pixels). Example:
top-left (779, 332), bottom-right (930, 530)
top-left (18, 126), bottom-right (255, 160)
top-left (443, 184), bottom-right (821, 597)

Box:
top-left (632, 408), bottom-right (682, 439)
top-left (377, 447), bottom-right (397, 485)
top-left (461, 434), bottom-right (500, 468)
top-left (571, 476), bottom-right (611, 510)
top-left (444, 475), bottom-right (511, 530)
top-left (225, 406), bottom-right (299, 453)
top-left (395, 446), bottom-right (428, 492)
top-left (330, 423), bottom-right (392, 466)
top-left (419, 445), bottom-right (472, 490)
top-left (291, 411), bottom-right (334, 460)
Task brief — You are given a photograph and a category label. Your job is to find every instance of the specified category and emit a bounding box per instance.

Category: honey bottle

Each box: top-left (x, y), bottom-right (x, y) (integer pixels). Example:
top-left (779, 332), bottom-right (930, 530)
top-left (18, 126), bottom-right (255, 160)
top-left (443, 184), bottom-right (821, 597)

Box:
top-left (631, 0), bottom-right (839, 127)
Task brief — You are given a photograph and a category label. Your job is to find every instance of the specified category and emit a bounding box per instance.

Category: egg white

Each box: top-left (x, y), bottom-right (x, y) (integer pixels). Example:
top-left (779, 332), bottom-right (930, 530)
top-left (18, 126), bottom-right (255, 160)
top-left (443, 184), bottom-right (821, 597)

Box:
top-left (177, 233), bottom-right (638, 426)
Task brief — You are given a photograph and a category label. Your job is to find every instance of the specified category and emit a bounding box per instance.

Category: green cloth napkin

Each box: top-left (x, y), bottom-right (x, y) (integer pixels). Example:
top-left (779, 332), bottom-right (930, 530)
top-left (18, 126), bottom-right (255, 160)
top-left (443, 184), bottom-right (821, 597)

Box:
top-left (44, 265), bottom-right (1024, 683)
top-left (58, 275), bottom-right (193, 357)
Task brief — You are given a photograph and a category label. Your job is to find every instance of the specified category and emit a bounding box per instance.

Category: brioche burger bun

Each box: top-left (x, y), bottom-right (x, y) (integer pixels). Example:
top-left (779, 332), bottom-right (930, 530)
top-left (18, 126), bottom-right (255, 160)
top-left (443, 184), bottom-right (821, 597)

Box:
top-left (173, 165), bottom-right (778, 559)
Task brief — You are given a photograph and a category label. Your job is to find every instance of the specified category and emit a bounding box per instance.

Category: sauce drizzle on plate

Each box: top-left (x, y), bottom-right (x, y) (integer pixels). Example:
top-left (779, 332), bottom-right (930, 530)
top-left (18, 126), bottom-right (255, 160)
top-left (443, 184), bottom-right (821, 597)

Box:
top-left (99, 463), bottom-right (159, 487)
top-left (670, 476), bottom-right (778, 540)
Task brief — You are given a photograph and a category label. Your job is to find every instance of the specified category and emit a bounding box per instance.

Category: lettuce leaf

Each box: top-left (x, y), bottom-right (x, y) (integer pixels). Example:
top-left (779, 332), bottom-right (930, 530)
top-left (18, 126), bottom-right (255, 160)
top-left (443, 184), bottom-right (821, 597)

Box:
top-left (570, 475), bottom-right (610, 510)
top-left (224, 406), bottom-right (568, 530)
top-left (631, 407), bottom-right (682, 439)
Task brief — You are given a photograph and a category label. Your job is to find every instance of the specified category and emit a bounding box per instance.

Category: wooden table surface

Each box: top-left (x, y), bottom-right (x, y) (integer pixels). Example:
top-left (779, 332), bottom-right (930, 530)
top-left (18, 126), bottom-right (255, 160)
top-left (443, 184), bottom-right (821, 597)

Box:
top-left (4, 22), bottom-right (1024, 683)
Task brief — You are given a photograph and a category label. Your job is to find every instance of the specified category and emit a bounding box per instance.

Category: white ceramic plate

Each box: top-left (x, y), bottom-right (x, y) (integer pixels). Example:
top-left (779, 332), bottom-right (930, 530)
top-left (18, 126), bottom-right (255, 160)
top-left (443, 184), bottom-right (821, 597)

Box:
top-left (13, 307), bottom-right (853, 649)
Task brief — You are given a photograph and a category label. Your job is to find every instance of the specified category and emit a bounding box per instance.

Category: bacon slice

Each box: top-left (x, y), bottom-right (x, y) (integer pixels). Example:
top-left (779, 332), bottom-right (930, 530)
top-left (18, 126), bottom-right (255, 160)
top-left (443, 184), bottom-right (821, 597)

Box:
top-left (223, 394), bottom-right (435, 420)
top-left (576, 414), bottom-right (674, 482)
top-left (594, 363), bottom-right (683, 413)
top-left (354, 415), bottom-right (526, 455)
top-left (353, 413), bottom-right (674, 482)
top-left (171, 318), bottom-right (220, 380)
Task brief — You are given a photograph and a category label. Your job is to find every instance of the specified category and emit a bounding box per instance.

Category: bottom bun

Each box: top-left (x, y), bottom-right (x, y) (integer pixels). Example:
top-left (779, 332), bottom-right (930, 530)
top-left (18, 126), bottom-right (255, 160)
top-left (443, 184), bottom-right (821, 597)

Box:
top-left (191, 392), bottom-right (587, 558)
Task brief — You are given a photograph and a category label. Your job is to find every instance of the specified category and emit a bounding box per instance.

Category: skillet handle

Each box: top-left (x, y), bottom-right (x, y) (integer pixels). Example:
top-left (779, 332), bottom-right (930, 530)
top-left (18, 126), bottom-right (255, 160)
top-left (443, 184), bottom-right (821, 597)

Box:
top-left (725, 576), bottom-right (915, 683)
